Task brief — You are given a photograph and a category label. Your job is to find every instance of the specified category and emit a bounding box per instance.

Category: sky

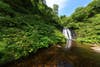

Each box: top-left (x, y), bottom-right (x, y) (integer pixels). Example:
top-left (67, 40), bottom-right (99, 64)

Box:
top-left (46, 0), bottom-right (92, 16)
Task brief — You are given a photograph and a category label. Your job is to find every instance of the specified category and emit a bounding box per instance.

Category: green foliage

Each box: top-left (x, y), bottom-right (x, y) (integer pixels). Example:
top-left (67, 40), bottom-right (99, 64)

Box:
top-left (0, 0), bottom-right (64, 65)
top-left (61, 0), bottom-right (100, 44)
top-left (71, 7), bottom-right (88, 22)
top-left (76, 14), bottom-right (100, 44)
top-left (53, 4), bottom-right (59, 15)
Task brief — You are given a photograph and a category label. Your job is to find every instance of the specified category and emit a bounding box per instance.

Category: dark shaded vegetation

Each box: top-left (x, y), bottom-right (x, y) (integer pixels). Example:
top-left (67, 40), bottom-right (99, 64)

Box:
top-left (61, 0), bottom-right (100, 44)
top-left (0, 0), bottom-right (65, 65)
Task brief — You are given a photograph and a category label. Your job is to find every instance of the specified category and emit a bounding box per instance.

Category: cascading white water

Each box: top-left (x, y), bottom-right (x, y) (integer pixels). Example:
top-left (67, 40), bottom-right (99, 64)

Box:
top-left (63, 28), bottom-right (72, 48)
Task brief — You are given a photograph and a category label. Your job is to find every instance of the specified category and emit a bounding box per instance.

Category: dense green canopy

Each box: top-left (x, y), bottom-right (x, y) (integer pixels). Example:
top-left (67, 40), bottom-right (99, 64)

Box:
top-left (61, 0), bottom-right (100, 44)
top-left (0, 0), bottom-right (65, 65)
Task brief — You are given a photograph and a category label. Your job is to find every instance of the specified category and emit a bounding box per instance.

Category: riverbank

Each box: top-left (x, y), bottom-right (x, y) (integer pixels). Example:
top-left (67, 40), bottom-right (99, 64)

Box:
top-left (77, 43), bottom-right (100, 53)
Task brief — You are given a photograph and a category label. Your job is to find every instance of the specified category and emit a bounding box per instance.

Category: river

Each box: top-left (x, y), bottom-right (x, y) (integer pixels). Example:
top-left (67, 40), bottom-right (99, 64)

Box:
top-left (2, 41), bottom-right (100, 67)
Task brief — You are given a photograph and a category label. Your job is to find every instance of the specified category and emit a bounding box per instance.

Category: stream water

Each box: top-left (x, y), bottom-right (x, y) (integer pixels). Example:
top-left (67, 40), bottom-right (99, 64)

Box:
top-left (2, 41), bottom-right (100, 67)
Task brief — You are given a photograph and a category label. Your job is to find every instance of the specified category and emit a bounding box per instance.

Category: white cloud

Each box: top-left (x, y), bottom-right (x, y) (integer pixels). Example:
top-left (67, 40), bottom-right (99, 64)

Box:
top-left (46, 0), bottom-right (68, 10)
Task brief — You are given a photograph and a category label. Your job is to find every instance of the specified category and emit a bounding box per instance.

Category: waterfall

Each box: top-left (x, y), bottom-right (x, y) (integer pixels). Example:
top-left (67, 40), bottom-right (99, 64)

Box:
top-left (63, 28), bottom-right (73, 48)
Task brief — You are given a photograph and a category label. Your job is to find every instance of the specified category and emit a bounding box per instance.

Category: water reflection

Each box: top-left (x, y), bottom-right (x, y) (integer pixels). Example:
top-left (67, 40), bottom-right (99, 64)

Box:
top-left (65, 39), bottom-right (72, 48)
top-left (2, 42), bottom-right (100, 67)
top-left (57, 61), bottom-right (73, 67)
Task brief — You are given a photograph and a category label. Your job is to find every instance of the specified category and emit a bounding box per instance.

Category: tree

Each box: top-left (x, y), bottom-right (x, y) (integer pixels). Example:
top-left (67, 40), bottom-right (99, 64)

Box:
top-left (53, 4), bottom-right (59, 15)
top-left (43, 0), bottom-right (46, 5)
top-left (71, 7), bottom-right (87, 22)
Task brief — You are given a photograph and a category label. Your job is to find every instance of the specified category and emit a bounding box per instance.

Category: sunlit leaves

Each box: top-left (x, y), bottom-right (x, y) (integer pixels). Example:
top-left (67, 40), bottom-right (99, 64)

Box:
top-left (61, 0), bottom-right (100, 44)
